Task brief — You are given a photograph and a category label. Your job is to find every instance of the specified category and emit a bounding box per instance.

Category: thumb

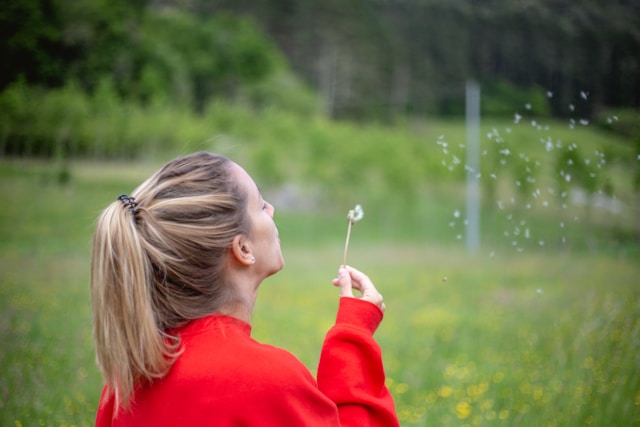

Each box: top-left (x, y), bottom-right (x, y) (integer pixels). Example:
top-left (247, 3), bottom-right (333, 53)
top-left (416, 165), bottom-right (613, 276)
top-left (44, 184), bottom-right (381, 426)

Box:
top-left (333, 267), bottom-right (354, 298)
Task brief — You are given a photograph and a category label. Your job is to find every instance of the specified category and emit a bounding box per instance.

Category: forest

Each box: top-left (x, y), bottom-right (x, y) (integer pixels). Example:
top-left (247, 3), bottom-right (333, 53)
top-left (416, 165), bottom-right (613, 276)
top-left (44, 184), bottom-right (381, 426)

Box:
top-left (2, 0), bottom-right (639, 124)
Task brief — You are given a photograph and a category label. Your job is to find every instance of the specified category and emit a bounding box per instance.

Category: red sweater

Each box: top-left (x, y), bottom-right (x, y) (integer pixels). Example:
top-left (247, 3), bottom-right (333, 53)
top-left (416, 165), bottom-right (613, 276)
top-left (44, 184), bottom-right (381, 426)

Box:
top-left (95, 297), bottom-right (399, 426)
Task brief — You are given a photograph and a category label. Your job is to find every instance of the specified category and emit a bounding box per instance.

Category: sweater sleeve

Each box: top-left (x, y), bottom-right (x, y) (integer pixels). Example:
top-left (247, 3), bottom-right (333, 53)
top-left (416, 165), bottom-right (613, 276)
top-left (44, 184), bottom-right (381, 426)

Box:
top-left (317, 297), bottom-right (400, 427)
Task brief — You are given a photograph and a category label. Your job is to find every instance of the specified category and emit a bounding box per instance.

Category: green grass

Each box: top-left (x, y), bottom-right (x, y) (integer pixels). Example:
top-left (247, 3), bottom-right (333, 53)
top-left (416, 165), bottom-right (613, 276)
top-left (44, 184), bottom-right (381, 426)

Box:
top-left (0, 158), bottom-right (639, 427)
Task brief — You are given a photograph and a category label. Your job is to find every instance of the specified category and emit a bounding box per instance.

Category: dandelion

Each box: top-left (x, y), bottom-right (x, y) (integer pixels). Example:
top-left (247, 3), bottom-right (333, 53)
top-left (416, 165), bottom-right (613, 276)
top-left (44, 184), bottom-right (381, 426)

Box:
top-left (343, 204), bottom-right (364, 266)
top-left (456, 401), bottom-right (472, 419)
top-left (438, 385), bottom-right (453, 398)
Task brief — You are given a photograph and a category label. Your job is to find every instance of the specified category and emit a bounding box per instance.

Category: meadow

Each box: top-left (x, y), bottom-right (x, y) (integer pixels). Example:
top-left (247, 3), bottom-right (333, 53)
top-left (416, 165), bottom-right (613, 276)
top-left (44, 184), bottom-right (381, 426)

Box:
top-left (0, 117), bottom-right (638, 426)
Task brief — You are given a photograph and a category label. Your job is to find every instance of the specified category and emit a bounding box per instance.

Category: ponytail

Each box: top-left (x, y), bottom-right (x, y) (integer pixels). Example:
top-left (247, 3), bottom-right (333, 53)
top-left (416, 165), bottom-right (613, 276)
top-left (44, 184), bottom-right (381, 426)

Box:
top-left (91, 201), bottom-right (178, 410)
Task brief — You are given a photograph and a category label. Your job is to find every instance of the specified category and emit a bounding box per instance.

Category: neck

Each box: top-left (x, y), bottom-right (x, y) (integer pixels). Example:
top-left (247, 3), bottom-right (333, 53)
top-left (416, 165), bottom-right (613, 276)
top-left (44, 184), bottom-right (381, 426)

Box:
top-left (219, 298), bottom-right (254, 324)
top-left (222, 256), bottom-right (264, 324)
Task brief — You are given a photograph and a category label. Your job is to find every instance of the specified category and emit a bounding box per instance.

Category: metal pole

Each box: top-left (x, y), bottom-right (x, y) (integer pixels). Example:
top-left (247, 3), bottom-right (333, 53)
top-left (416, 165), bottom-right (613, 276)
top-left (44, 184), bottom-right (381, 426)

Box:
top-left (466, 80), bottom-right (481, 253)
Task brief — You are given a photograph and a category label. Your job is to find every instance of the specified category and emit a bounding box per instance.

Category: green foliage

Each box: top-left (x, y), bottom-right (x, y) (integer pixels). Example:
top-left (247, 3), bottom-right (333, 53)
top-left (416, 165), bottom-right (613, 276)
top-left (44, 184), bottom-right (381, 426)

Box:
top-left (594, 108), bottom-right (640, 140)
top-left (0, 0), bottom-right (67, 88)
top-left (593, 108), bottom-right (640, 193)
top-left (481, 80), bottom-right (550, 117)
top-left (0, 80), bottom-right (90, 157)
top-left (138, 10), bottom-right (281, 110)
top-left (210, 0), bottom-right (639, 118)
top-left (2, 79), bottom-right (638, 248)
top-left (1, 1), bottom-right (286, 114)
top-left (555, 145), bottom-right (599, 195)
top-left (3, 0), bottom-right (639, 121)
top-left (236, 70), bottom-right (318, 116)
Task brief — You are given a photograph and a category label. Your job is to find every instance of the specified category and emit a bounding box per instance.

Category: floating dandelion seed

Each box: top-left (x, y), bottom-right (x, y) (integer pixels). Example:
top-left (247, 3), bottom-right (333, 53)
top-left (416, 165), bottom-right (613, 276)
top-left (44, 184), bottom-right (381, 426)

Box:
top-left (545, 140), bottom-right (554, 152)
top-left (343, 204), bottom-right (364, 267)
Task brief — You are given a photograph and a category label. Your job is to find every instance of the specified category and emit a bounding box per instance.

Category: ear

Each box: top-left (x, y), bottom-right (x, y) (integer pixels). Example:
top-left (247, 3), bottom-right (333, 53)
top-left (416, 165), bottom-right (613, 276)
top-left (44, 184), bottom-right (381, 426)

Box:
top-left (230, 235), bottom-right (255, 266)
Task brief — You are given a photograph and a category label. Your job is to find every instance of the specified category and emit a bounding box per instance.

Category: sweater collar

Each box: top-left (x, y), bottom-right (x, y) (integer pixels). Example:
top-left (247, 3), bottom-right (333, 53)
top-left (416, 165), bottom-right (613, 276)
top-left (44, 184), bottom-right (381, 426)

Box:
top-left (172, 313), bottom-right (252, 337)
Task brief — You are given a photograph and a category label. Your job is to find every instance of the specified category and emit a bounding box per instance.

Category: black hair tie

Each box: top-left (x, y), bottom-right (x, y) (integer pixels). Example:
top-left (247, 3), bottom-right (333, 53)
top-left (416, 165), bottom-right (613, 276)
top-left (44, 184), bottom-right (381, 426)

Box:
top-left (117, 194), bottom-right (139, 216)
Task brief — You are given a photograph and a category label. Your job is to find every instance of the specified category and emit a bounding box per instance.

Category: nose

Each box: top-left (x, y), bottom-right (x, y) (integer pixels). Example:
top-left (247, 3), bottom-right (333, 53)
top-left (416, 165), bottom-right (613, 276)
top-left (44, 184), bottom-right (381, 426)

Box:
top-left (266, 201), bottom-right (275, 217)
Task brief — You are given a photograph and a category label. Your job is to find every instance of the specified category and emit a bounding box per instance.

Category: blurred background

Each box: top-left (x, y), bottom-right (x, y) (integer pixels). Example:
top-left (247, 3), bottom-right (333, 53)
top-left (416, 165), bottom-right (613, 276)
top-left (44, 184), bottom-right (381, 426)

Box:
top-left (1, 0), bottom-right (638, 237)
top-left (1, 0), bottom-right (639, 426)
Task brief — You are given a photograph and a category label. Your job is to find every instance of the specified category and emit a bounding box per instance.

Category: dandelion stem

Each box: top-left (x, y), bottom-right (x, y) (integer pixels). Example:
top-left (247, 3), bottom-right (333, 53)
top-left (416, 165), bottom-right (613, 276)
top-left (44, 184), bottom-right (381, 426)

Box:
top-left (342, 205), bottom-right (362, 267)
top-left (343, 219), bottom-right (353, 267)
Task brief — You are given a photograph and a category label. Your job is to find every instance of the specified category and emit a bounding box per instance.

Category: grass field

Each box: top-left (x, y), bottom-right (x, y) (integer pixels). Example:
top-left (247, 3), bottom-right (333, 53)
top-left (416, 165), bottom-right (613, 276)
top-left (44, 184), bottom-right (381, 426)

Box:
top-left (0, 158), bottom-right (638, 427)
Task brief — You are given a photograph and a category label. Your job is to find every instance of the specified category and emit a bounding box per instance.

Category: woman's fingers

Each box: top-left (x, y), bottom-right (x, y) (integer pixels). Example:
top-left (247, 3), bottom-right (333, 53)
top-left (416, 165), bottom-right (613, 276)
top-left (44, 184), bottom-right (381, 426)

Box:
top-left (333, 265), bottom-right (385, 312)
top-left (333, 267), bottom-right (354, 297)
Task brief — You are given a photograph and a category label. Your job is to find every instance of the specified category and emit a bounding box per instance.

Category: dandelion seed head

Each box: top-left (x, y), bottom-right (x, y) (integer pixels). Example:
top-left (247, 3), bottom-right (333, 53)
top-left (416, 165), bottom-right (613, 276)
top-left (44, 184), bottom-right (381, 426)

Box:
top-left (348, 204), bottom-right (364, 223)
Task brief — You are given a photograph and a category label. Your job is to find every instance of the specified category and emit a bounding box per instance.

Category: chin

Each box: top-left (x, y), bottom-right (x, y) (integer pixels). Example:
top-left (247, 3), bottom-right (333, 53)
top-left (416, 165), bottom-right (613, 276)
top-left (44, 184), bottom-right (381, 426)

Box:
top-left (265, 259), bottom-right (285, 278)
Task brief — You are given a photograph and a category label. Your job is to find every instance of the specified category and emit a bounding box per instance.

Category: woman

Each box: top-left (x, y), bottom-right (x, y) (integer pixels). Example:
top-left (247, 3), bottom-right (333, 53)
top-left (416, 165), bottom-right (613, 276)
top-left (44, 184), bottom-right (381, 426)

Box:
top-left (91, 152), bottom-right (399, 426)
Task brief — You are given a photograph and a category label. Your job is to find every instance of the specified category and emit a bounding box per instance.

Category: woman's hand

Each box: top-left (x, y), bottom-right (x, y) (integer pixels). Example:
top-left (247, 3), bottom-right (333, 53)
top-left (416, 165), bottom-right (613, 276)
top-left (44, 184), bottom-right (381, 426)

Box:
top-left (333, 265), bottom-right (386, 312)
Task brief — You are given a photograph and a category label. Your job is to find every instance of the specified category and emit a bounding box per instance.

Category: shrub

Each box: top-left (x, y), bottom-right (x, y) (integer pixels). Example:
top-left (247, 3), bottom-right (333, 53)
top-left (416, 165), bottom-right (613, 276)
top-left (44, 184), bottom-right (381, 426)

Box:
top-left (481, 80), bottom-right (550, 117)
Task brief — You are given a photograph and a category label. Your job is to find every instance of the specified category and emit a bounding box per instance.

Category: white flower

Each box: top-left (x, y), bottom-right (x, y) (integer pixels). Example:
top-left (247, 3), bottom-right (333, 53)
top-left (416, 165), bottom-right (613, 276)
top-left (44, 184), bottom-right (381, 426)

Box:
top-left (348, 204), bottom-right (364, 224)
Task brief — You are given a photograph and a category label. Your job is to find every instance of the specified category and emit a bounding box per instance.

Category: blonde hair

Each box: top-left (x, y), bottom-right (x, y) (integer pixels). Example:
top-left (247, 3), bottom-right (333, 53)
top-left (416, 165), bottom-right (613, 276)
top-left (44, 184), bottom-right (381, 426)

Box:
top-left (91, 152), bottom-right (250, 411)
